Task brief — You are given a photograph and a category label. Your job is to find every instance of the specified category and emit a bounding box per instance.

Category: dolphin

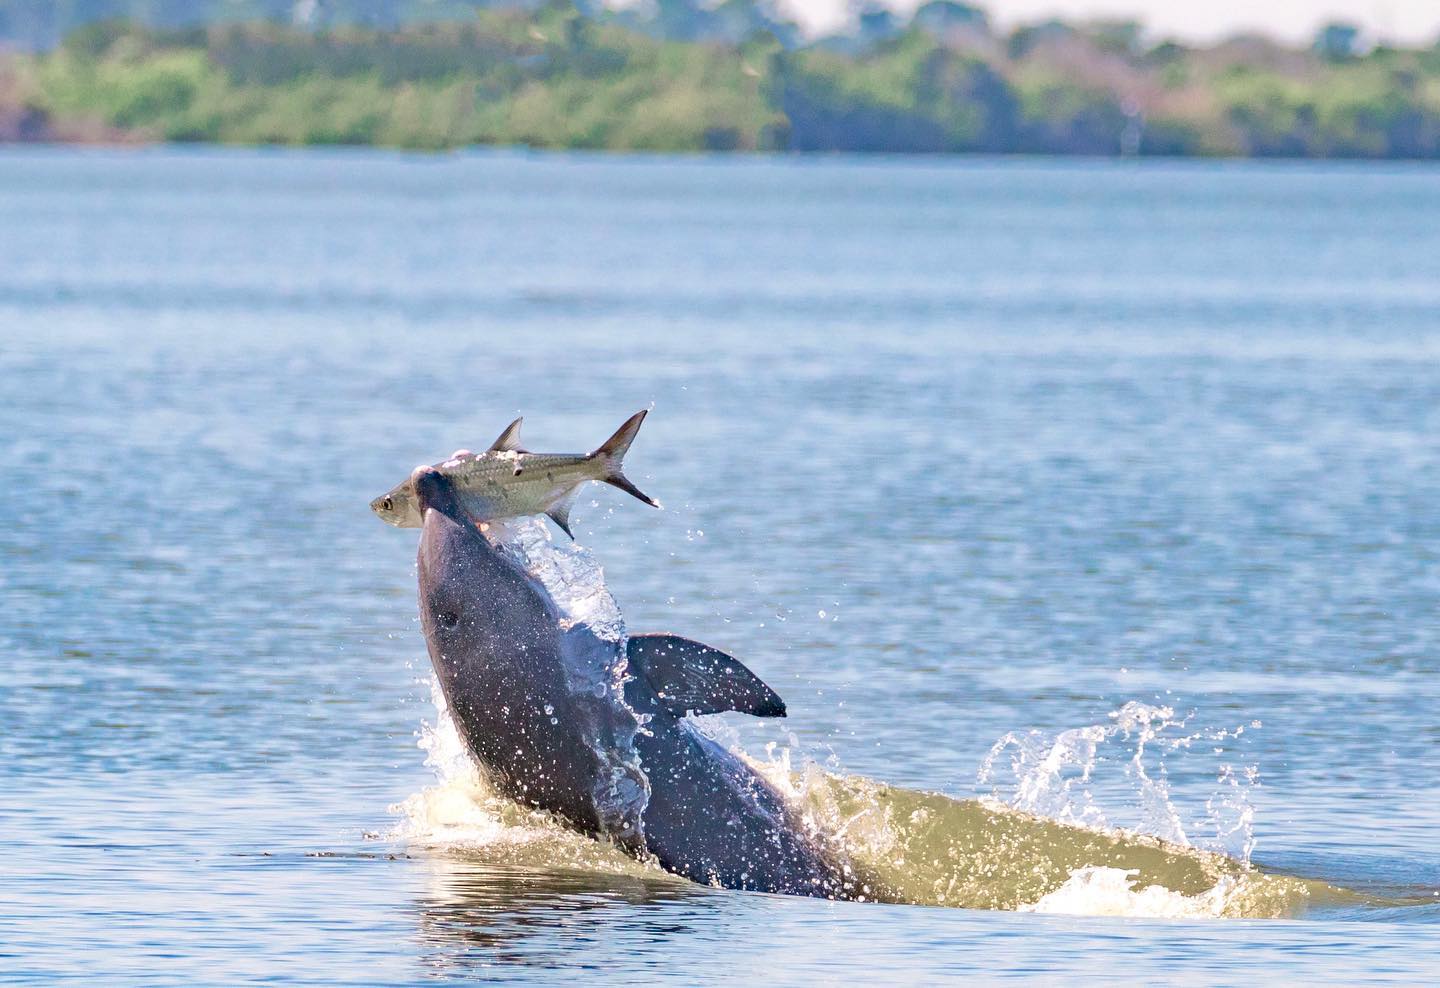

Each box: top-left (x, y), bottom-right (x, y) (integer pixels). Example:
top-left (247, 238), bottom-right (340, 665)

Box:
top-left (412, 466), bottom-right (853, 898)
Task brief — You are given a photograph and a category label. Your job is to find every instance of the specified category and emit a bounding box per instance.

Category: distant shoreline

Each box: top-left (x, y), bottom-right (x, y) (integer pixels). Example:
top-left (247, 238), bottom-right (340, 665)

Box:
top-left (5, 15), bottom-right (1440, 160)
top-left (10, 137), bottom-right (1440, 164)
top-left (12, 143), bottom-right (1440, 175)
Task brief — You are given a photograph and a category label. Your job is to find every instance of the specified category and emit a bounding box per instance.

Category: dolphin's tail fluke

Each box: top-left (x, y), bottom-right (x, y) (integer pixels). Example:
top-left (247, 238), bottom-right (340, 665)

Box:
top-left (592, 410), bottom-right (661, 509)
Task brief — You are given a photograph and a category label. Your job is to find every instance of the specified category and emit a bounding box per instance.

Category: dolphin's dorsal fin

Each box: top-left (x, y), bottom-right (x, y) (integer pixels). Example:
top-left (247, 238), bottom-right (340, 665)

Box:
top-left (488, 417), bottom-right (526, 453)
top-left (626, 633), bottom-right (785, 718)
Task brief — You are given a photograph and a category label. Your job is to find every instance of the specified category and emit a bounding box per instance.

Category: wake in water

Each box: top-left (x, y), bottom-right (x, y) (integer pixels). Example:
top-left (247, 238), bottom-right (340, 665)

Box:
top-left (389, 522), bottom-right (1334, 918)
top-left (742, 738), bottom-right (1322, 918)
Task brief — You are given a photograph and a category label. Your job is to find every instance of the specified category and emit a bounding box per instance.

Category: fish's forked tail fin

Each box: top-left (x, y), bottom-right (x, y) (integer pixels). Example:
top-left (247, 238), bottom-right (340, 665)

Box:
top-left (592, 410), bottom-right (661, 509)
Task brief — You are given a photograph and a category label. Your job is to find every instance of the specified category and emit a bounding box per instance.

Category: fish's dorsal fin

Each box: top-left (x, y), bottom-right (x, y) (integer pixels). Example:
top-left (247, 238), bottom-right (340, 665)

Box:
top-left (546, 489), bottom-right (579, 540)
top-left (488, 417), bottom-right (526, 453)
top-left (626, 633), bottom-right (785, 718)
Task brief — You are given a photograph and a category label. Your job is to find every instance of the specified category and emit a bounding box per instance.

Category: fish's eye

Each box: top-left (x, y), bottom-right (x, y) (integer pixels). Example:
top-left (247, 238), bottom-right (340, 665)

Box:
top-left (381, 497), bottom-right (394, 512)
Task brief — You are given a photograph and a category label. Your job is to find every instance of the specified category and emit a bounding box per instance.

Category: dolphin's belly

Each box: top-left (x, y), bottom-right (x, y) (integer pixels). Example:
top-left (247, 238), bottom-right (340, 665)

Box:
top-left (635, 716), bottom-right (849, 897)
top-left (418, 501), bottom-right (635, 839)
top-left (441, 681), bottom-right (611, 833)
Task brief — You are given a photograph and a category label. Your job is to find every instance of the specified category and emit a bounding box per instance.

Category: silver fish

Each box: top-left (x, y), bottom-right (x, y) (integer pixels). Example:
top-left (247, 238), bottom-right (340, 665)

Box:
top-left (370, 410), bottom-right (659, 537)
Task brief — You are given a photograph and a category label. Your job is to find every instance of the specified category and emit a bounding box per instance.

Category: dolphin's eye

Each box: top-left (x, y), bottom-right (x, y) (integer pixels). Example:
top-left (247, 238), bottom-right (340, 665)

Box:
top-left (438, 611), bottom-right (459, 630)
top-left (382, 497), bottom-right (394, 512)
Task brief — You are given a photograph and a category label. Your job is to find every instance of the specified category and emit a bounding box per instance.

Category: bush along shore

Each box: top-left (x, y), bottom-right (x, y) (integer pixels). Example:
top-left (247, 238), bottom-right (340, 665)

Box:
top-left (4, 5), bottom-right (1440, 157)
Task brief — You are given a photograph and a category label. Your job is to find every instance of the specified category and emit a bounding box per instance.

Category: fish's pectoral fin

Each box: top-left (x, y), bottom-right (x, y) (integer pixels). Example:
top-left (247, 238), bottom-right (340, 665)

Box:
top-left (546, 490), bottom-right (578, 540)
top-left (626, 633), bottom-right (786, 718)
top-left (488, 416), bottom-right (528, 454)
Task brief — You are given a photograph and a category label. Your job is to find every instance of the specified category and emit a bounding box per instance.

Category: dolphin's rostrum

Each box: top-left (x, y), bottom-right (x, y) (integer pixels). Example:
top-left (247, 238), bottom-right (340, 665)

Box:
top-left (412, 466), bottom-right (853, 896)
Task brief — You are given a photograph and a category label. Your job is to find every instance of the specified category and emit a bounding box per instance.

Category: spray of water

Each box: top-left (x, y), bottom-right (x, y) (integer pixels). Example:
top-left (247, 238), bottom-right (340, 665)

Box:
top-left (977, 701), bottom-right (1262, 863)
top-left (389, 523), bottom-right (1315, 918)
top-left (391, 675), bottom-right (662, 878)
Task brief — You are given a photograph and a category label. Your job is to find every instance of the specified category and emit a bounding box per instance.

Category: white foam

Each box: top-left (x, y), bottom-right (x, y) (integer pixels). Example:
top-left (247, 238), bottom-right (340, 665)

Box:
top-left (389, 678), bottom-right (553, 847)
top-left (1020, 866), bottom-right (1237, 919)
top-left (390, 678), bottom-right (652, 876)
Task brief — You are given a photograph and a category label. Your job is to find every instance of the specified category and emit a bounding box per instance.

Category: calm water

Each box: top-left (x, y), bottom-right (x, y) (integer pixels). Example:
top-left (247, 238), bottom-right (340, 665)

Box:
top-left (3, 148), bottom-right (1439, 983)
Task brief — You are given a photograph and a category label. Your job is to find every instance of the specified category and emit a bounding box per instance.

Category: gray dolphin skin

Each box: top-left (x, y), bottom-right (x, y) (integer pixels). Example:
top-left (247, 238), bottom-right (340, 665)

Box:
top-left (412, 466), bottom-right (853, 897)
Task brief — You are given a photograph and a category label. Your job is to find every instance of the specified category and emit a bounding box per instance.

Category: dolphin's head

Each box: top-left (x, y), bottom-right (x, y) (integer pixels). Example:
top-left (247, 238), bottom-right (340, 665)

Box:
top-left (369, 472), bottom-right (424, 528)
top-left (413, 465), bottom-right (489, 649)
top-left (410, 464), bottom-right (456, 519)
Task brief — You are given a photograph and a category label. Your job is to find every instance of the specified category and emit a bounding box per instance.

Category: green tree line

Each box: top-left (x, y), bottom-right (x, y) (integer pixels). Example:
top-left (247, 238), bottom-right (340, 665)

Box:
top-left (4, 5), bottom-right (1440, 156)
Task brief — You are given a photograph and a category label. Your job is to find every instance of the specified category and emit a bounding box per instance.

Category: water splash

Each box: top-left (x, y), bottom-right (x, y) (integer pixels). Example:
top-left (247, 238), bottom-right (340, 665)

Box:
top-left (976, 700), bottom-right (1261, 863)
top-left (394, 665), bottom-right (1320, 917)
top-left (739, 748), bottom-right (1316, 916)
top-left (490, 517), bottom-right (626, 642)
top-left (737, 700), bottom-right (1297, 916)
top-left (1019, 866), bottom-right (1243, 919)
top-left (390, 677), bottom-right (662, 879)
top-left (389, 520), bottom-right (1315, 917)
top-left (391, 677), bottom-right (545, 849)
top-left (420, 517), bottom-right (650, 843)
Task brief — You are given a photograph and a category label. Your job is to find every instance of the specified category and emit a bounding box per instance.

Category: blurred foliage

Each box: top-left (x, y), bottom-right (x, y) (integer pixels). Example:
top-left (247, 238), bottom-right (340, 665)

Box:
top-left (5, 5), bottom-right (1440, 156)
top-left (19, 8), bottom-right (784, 149)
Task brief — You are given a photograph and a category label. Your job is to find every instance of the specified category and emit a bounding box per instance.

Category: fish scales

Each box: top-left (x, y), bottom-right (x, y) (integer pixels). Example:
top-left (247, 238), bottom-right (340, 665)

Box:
top-left (370, 411), bottom-right (659, 537)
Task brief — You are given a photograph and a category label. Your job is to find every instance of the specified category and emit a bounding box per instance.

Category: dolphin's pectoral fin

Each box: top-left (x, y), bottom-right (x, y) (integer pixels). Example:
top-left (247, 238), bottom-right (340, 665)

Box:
top-left (626, 633), bottom-right (786, 718)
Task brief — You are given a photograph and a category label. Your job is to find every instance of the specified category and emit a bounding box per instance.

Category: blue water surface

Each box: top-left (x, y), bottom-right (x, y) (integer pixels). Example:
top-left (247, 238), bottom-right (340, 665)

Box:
top-left (2, 148), bottom-right (1438, 983)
